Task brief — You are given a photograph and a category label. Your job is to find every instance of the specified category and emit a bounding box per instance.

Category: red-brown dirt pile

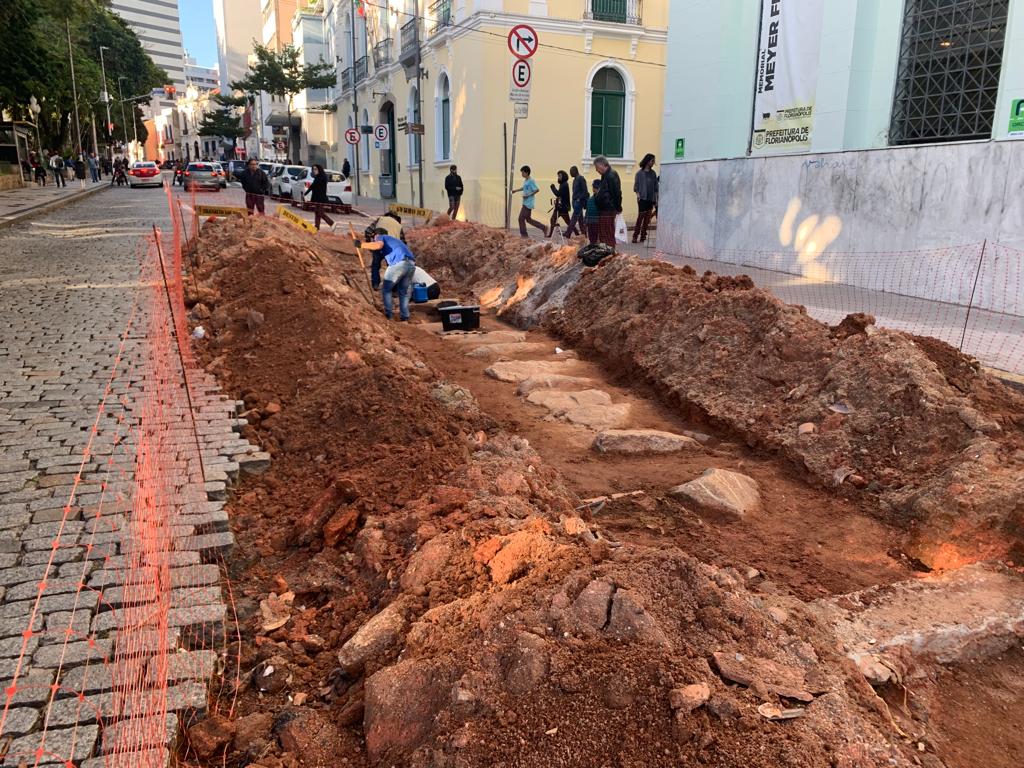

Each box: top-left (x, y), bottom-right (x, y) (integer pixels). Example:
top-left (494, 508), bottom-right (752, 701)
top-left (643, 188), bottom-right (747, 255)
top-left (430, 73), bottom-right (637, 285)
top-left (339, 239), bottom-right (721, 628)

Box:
top-left (184, 215), bottom-right (916, 768)
top-left (409, 223), bottom-right (1024, 570)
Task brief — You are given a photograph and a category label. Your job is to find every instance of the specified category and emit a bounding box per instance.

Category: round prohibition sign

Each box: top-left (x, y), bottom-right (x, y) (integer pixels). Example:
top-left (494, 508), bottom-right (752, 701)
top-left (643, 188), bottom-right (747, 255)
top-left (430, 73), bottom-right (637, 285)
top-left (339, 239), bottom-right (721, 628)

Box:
top-left (511, 59), bottom-right (532, 88)
top-left (507, 23), bottom-right (539, 59)
top-left (374, 124), bottom-right (390, 142)
top-left (344, 128), bottom-right (360, 145)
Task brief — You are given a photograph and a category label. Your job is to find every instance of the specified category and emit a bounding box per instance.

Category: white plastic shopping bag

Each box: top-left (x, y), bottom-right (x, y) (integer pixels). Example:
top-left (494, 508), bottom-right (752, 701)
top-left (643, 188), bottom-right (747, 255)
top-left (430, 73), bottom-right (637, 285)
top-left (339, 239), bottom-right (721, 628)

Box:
top-left (614, 213), bottom-right (628, 244)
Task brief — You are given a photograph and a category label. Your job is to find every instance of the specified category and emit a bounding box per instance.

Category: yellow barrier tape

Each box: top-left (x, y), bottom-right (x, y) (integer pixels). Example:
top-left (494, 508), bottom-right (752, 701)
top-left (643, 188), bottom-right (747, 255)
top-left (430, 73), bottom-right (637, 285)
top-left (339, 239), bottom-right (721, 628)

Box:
top-left (195, 204), bottom-right (247, 217)
top-left (277, 204), bottom-right (318, 233)
top-left (388, 203), bottom-right (434, 220)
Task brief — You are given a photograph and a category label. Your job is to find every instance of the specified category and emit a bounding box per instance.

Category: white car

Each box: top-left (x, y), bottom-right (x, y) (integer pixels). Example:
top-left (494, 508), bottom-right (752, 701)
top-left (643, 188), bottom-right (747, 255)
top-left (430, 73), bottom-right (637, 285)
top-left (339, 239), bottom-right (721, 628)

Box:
top-left (291, 167), bottom-right (354, 207)
top-left (270, 164), bottom-right (306, 198)
top-left (127, 161), bottom-right (162, 188)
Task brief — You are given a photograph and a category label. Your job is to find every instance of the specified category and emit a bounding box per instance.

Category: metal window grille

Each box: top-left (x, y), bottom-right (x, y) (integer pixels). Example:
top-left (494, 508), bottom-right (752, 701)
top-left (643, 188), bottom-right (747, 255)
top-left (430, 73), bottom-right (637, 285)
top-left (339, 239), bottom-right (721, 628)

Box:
top-left (889, 0), bottom-right (1009, 145)
top-left (430, 0), bottom-right (452, 34)
top-left (354, 56), bottom-right (368, 83)
top-left (373, 38), bottom-right (393, 69)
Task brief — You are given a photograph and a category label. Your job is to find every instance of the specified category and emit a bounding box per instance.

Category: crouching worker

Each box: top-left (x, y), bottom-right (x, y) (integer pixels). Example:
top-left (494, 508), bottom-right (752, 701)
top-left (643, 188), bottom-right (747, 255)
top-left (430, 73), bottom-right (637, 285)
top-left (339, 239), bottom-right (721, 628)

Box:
top-left (360, 228), bottom-right (416, 321)
top-left (364, 211), bottom-right (405, 291)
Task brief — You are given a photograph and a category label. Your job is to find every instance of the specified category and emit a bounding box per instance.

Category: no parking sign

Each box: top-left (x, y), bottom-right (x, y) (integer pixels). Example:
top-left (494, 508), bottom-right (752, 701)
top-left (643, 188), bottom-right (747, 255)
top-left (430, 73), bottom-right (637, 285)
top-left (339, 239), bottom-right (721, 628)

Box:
top-left (373, 124), bottom-right (391, 150)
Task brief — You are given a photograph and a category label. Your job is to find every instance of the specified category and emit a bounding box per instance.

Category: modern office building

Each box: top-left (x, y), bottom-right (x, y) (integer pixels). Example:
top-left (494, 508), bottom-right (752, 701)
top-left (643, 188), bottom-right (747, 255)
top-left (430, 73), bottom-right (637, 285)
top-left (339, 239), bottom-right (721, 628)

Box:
top-left (213, 0), bottom-right (264, 93)
top-left (109, 0), bottom-right (187, 87)
top-left (657, 0), bottom-right (1024, 259)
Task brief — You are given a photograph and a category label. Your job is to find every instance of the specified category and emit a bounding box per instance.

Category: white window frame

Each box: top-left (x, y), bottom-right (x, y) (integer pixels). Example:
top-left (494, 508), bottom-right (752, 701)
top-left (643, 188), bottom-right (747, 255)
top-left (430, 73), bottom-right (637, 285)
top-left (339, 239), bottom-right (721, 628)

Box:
top-left (582, 59), bottom-right (636, 164)
top-left (434, 69), bottom-right (452, 164)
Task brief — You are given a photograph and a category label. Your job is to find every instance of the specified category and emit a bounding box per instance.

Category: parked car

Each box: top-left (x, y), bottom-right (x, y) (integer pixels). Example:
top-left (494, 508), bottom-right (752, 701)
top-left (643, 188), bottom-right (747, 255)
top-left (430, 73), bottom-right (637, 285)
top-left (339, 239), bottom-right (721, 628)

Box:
top-left (270, 164), bottom-right (306, 198)
top-left (128, 161), bottom-right (162, 188)
top-left (182, 162), bottom-right (222, 192)
top-left (211, 162), bottom-right (228, 188)
top-left (291, 167), bottom-right (354, 207)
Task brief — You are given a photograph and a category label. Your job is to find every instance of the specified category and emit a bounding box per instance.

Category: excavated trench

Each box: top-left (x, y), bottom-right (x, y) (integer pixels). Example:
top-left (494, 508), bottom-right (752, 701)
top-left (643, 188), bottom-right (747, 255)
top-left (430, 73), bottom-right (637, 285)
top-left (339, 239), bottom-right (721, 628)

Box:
top-left (181, 215), bottom-right (1024, 768)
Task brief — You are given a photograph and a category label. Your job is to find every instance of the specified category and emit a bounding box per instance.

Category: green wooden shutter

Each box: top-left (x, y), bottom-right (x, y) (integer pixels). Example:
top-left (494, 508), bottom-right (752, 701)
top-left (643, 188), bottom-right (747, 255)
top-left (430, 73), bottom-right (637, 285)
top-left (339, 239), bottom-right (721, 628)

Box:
top-left (592, 91), bottom-right (625, 157)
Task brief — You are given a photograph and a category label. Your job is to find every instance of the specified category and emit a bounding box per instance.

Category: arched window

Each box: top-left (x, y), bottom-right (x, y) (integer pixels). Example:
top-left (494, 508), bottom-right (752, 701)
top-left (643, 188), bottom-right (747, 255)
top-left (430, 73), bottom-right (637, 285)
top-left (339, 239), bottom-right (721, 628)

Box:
top-left (436, 73), bottom-right (451, 161)
top-left (408, 86), bottom-right (421, 166)
top-left (590, 67), bottom-right (625, 158)
top-left (361, 108), bottom-right (371, 168)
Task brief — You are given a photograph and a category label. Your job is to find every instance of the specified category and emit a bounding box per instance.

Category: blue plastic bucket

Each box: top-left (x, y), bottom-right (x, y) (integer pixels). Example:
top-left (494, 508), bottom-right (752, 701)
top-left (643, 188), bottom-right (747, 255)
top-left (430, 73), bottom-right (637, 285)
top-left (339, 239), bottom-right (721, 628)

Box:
top-left (412, 283), bottom-right (429, 303)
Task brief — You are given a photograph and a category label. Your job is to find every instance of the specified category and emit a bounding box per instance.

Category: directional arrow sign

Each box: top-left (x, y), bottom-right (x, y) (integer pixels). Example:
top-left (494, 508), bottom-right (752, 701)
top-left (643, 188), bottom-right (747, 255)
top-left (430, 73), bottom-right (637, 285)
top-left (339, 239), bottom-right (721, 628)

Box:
top-left (507, 24), bottom-right (539, 59)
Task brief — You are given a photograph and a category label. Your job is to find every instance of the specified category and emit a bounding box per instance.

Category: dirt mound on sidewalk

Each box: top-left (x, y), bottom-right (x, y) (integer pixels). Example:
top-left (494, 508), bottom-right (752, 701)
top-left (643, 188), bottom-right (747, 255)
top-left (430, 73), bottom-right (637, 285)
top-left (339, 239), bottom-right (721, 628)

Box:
top-left (409, 223), bottom-right (1024, 569)
top-left (184, 216), bottom-right (916, 768)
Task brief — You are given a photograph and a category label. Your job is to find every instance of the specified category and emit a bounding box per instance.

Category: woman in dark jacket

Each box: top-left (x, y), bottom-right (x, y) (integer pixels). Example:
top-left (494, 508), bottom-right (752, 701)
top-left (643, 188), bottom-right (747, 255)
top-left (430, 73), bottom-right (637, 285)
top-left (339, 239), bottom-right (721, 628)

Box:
top-left (547, 170), bottom-right (571, 238)
top-left (303, 164), bottom-right (334, 231)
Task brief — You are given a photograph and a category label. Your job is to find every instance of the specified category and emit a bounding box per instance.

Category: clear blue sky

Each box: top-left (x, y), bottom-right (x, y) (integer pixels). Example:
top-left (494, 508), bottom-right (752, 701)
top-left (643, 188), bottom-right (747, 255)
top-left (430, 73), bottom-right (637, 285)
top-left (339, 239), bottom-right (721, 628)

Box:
top-left (179, 0), bottom-right (219, 69)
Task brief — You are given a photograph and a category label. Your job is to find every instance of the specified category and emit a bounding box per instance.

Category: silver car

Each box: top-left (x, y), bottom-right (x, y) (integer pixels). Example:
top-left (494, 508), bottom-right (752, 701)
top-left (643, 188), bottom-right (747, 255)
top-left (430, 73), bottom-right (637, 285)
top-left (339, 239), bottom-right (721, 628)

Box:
top-left (183, 162), bottom-right (222, 192)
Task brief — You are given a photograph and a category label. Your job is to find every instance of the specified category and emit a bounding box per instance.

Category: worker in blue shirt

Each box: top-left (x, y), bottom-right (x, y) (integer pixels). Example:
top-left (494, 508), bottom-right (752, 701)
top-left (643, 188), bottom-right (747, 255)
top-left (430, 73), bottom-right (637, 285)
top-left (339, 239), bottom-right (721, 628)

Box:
top-left (360, 229), bottom-right (417, 321)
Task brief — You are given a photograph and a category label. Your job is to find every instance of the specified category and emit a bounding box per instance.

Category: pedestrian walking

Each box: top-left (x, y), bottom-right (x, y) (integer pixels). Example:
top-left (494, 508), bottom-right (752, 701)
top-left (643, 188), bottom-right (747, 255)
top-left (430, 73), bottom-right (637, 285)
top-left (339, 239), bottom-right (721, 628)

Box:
top-left (303, 164), bottom-right (335, 231)
top-left (49, 153), bottom-right (66, 187)
top-left (593, 156), bottom-right (622, 249)
top-left (361, 229), bottom-right (417, 321)
top-left (633, 153), bottom-right (659, 244)
top-left (586, 179), bottom-right (601, 245)
top-left (88, 153), bottom-right (99, 183)
top-left (342, 157), bottom-right (351, 178)
top-left (547, 170), bottom-right (571, 238)
top-left (565, 165), bottom-right (588, 237)
top-left (444, 164), bottom-right (464, 221)
top-left (511, 165), bottom-right (546, 238)
top-left (238, 158), bottom-right (271, 215)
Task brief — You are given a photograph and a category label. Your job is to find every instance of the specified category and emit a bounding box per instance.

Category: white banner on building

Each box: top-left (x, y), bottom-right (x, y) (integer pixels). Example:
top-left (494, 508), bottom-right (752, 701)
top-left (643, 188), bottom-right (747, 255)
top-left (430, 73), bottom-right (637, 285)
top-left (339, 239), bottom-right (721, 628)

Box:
top-left (750, 0), bottom-right (825, 155)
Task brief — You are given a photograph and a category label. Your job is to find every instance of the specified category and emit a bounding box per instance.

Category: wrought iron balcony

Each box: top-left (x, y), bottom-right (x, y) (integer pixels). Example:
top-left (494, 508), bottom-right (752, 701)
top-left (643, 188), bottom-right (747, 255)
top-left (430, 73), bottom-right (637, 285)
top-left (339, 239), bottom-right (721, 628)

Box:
top-left (373, 38), bottom-right (393, 70)
top-left (340, 67), bottom-right (352, 92)
top-left (400, 18), bottom-right (419, 62)
top-left (429, 0), bottom-right (452, 34)
top-left (584, 0), bottom-right (642, 25)
top-left (354, 55), bottom-right (368, 83)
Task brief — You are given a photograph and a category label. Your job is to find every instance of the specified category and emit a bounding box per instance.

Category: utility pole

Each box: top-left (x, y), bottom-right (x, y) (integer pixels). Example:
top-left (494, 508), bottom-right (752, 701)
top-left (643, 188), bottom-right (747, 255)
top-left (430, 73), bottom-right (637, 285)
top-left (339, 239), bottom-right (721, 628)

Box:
top-left (66, 19), bottom-right (84, 170)
top-left (117, 77), bottom-right (135, 160)
top-left (415, 0), bottom-right (424, 209)
top-left (350, 0), bottom-right (361, 197)
top-left (99, 46), bottom-right (113, 162)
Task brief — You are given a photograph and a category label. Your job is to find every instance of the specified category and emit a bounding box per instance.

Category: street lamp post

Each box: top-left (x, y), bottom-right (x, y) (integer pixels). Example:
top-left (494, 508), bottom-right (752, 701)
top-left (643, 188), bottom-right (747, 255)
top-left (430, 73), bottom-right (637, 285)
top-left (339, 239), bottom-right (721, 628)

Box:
top-left (98, 46), bottom-right (113, 162)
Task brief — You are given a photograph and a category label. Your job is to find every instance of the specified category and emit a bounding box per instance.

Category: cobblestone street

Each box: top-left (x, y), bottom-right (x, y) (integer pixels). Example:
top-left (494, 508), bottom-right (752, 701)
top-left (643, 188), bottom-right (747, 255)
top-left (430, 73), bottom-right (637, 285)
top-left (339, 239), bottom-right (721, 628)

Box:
top-left (0, 184), bottom-right (258, 765)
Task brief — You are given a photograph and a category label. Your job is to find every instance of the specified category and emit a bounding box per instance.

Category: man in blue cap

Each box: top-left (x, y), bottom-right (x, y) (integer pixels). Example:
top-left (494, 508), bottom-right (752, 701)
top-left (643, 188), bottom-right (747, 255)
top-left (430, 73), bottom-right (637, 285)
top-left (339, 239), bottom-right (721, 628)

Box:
top-left (360, 228), bottom-right (417, 321)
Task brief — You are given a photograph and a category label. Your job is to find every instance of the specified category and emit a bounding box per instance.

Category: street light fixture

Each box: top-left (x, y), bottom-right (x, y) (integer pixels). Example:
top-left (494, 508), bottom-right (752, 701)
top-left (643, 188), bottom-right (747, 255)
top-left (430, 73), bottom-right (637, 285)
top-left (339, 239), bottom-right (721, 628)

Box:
top-left (98, 45), bottom-right (113, 161)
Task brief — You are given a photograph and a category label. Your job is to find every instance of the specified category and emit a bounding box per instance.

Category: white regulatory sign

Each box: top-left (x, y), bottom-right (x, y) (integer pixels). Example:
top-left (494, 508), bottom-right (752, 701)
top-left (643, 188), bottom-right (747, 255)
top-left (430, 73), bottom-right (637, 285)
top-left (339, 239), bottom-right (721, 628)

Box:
top-left (514, 102), bottom-right (529, 119)
top-left (509, 56), bottom-right (532, 103)
top-left (373, 123), bottom-right (391, 150)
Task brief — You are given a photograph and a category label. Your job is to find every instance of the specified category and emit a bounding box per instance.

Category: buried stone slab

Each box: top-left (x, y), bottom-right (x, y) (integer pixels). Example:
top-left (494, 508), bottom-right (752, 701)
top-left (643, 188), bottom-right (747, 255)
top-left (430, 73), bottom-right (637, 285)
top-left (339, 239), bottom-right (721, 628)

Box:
top-left (526, 389), bottom-right (631, 430)
top-left (515, 373), bottom-right (600, 396)
top-left (485, 359), bottom-right (583, 384)
top-left (592, 429), bottom-right (703, 455)
top-left (464, 342), bottom-right (556, 360)
top-left (668, 468), bottom-right (760, 520)
top-left (811, 562), bottom-right (1024, 683)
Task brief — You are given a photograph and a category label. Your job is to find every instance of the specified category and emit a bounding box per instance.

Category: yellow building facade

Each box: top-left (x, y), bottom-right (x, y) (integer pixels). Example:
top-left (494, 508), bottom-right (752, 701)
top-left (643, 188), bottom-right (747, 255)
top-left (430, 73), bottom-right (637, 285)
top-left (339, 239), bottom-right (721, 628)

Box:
top-left (326, 0), bottom-right (667, 227)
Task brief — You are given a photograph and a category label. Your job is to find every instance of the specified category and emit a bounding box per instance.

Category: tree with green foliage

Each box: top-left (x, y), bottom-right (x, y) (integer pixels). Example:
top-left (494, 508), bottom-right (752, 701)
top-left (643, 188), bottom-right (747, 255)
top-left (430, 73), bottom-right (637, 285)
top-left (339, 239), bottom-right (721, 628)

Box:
top-left (198, 107), bottom-right (246, 152)
top-left (0, 0), bottom-right (166, 154)
top-left (230, 43), bottom-right (335, 162)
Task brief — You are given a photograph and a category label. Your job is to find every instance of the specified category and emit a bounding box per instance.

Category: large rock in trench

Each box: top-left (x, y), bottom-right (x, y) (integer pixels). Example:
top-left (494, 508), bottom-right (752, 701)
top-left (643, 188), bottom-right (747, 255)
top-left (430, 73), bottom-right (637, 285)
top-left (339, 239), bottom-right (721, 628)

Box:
top-left (363, 659), bottom-right (454, 762)
top-left (526, 389), bottom-right (631, 430)
top-left (515, 373), bottom-right (599, 395)
top-left (668, 468), bottom-right (760, 520)
top-left (336, 599), bottom-right (409, 674)
top-left (592, 429), bottom-right (702, 455)
top-left (485, 359), bottom-right (582, 383)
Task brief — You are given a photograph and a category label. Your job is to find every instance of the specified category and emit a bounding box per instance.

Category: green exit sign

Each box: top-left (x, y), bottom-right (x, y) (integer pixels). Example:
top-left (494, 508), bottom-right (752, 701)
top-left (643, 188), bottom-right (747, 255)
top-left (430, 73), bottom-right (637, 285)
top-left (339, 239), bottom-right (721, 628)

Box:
top-left (674, 138), bottom-right (685, 158)
top-left (1010, 98), bottom-right (1024, 136)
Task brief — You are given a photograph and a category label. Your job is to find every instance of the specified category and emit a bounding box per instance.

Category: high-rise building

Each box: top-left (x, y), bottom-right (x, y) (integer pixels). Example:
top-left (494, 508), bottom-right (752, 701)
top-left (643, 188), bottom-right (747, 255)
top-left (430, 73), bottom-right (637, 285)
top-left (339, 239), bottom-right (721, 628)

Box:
top-left (213, 0), bottom-right (264, 93)
top-left (184, 56), bottom-right (221, 92)
top-left (109, 0), bottom-right (186, 87)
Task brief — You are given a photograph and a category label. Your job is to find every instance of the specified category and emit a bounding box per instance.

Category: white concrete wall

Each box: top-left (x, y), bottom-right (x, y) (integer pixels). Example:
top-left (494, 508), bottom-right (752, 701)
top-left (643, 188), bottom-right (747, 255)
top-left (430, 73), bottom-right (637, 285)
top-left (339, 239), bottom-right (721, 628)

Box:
top-left (658, 140), bottom-right (1024, 311)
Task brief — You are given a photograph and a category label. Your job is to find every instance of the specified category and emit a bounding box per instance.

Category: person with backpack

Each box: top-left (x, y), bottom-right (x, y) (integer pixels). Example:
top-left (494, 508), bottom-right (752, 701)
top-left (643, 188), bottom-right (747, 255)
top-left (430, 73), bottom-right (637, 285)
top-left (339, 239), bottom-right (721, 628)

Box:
top-left (49, 152), bottom-right (66, 187)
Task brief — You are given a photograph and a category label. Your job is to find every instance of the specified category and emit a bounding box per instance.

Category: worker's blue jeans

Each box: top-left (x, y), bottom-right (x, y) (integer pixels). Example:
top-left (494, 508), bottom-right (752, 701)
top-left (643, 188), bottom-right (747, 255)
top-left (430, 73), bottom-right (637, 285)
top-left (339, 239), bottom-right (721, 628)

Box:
top-left (381, 259), bottom-right (416, 320)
